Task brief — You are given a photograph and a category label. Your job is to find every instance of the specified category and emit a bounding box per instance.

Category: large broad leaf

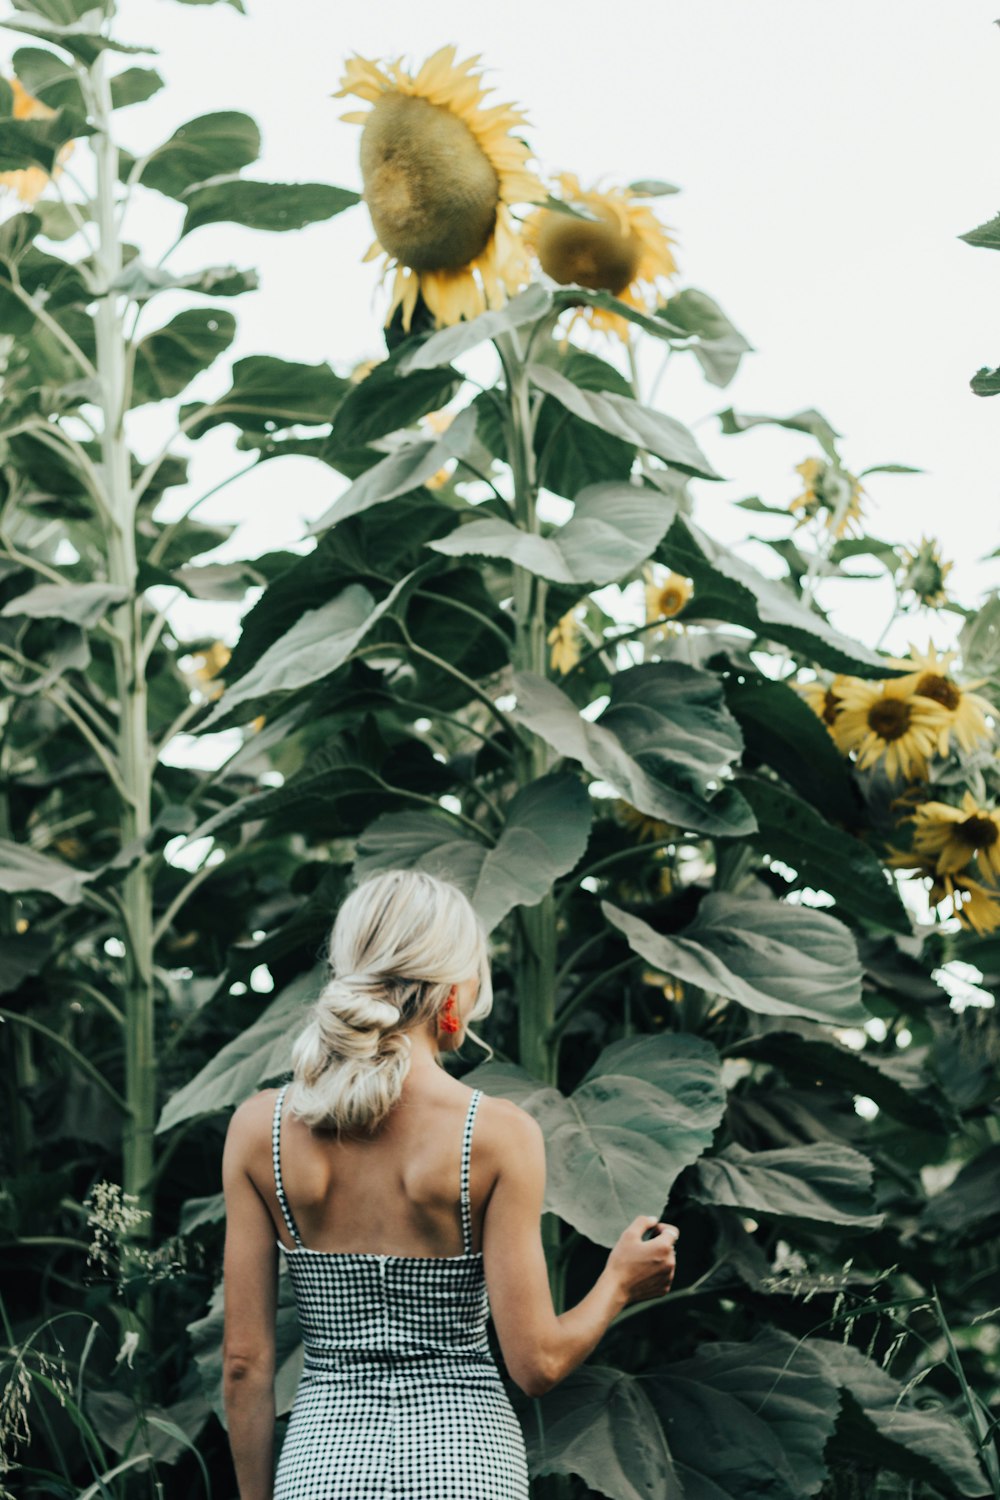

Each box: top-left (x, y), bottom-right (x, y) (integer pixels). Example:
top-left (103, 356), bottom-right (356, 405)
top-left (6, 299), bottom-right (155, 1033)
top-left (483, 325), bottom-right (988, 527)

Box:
top-left (660, 288), bottom-right (754, 388)
top-left (0, 840), bottom-right (94, 905)
top-left (332, 347), bottom-right (461, 445)
top-left (188, 1268), bottom-right (302, 1432)
top-left (717, 406), bottom-right (842, 461)
top-left (354, 773), bottom-right (593, 933)
top-left (525, 1366), bottom-right (682, 1500)
top-left (1, 580), bottom-right (127, 626)
top-left (202, 571), bottom-right (422, 730)
top-left (737, 777), bottom-right (910, 933)
top-left (110, 260), bottom-right (257, 301)
top-left (180, 177), bottom-right (357, 237)
top-left (513, 664), bottom-right (755, 838)
top-left (661, 513), bottom-right (890, 675)
top-left (810, 1337), bottom-right (988, 1498)
top-left (155, 967), bottom-right (321, 1134)
top-left (180, 355), bottom-right (348, 438)
top-left (529, 363), bottom-right (721, 480)
top-left (920, 1142), bottom-right (1000, 1240)
top-left (533, 348), bottom-right (637, 500)
top-left (129, 112), bottom-right (260, 200)
top-left (131, 308), bottom-right (236, 405)
top-left (690, 1142), bottom-right (883, 1229)
top-left (308, 405), bottom-right (477, 533)
top-left (395, 285), bottom-right (553, 371)
top-left (0, 108), bottom-right (94, 173)
top-left (603, 895), bottom-right (867, 1026)
top-left (647, 1329), bottom-right (839, 1500)
top-left (428, 482), bottom-right (676, 586)
top-left (464, 1033), bottom-right (726, 1246)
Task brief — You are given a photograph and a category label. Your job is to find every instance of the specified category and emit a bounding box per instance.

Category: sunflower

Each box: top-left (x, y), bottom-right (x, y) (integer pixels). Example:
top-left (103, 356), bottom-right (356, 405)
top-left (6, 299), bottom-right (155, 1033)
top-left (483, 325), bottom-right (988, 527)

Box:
top-left (335, 47), bottom-right (544, 330)
top-left (795, 674), bottom-right (851, 737)
top-left (0, 76), bottom-right (75, 205)
top-left (644, 569), bottom-right (692, 624)
top-left (897, 536), bottom-right (953, 610)
top-left (615, 799), bottom-right (677, 844)
top-left (523, 172), bottom-right (679, 340)
top-left (788, 456), bottom-right (867, 539)
top-left (908, 790), bottom-right (1000, 882)
top-left (547, 610), bottom-right (581, 675)
top-left (188, 641), bottom-right (231, 701)
top-left (884, 641), bottom-right (998, 757)
top-left (886, 845), bottom-right (1000, 935)
top-left (832, 676), bottom-right (952, 781)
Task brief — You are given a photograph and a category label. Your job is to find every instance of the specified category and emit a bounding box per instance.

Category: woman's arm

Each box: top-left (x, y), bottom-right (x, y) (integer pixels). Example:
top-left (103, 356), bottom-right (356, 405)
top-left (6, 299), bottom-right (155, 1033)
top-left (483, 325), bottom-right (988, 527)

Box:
top-left (221, 1096), bottom-right (278, 1500)
top-left (482, 1102), bottom-right (678, 1397)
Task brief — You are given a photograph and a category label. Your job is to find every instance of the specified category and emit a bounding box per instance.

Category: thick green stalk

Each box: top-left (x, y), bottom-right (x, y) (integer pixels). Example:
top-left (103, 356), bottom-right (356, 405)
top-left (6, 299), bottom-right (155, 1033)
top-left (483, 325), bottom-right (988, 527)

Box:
top-left (89, 49), bottom-right (157, 1330)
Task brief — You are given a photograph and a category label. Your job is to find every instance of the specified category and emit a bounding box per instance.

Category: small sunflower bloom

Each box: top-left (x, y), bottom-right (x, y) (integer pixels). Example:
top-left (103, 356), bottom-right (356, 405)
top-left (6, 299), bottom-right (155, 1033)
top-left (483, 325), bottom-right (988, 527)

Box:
top-left (547, 610), bottom-right (581, 675)
top-left (908, 790), bottom-right (1000, 882)
top-left (615, 799), bottom-right (678, 844)
top-left (897, 536), bottom-right (953, 610)
top-left (795, 674), bottom-right (852, 737)
top-left (335, 47), bottom-right (545, 330)
top-left (525, 172), bottom-right (679, 340)
top-left (644, 569), bottom-right (692, 624)
top-left (832, 676), bottom-right (951, 781)
top-left (788, 456), bottom-right (867, 539)
top-left (886, 846), bottom-right (1000, 935)
top-left (884, 641), bottom-right (998, 757)
top-left (189, 642), bottom-right (231, 701)
top-left (0, 76), bottom-right (76, 205)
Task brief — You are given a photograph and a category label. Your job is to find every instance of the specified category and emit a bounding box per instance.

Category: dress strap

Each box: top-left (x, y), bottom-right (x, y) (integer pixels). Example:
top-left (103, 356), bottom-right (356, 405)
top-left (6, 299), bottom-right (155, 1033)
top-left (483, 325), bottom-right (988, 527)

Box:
top-left (272, 1083), bottom-right (304, 1249)
top-left (460, 1089), bottom-right (482, 1255)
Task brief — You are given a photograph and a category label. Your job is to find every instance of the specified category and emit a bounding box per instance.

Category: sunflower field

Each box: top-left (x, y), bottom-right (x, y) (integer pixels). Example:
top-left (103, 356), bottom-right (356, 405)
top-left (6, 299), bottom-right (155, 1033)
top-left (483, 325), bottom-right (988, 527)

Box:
top-left (2, 3), bottom-right (1000, 1498)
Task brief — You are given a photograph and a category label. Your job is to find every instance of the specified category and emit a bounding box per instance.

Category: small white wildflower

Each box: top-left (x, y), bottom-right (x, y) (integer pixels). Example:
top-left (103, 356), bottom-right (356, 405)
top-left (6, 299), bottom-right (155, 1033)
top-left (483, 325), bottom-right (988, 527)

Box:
top-left (114, 1331), bottom-right (140, 1370)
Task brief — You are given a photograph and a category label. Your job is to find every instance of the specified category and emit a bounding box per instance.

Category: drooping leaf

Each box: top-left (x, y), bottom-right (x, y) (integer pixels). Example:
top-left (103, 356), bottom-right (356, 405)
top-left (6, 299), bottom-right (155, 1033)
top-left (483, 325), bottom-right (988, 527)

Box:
top-left (737, 776), bottom-right (910, 932)
top-left (690, 1141), bottom-right (883, 1228)
top-left (959, 213), bottom-right (1000, 250)
top-left (307, 405), bottom-right (477, 534)
top-left (465, 1033), bottom-right (726, 1246)
top-left (180, 355), bottom-right (348, 438)
top-left (660, 287), bottom-right (754, 388)
top-left (10, 45), bottom-right (83, 111)
top-left (532, 347), bottom-right (637, 499)
top-left (513, 663), bottom-right (755, 838)
top-left (429, 481), bottom-right (676, 586)
top-left (0, 15), bottom-right (150, 66)
top-left (529, 363), bottom-right (722, 480)
top-left (920, 1143), bottom-right (1000, 1241)
top-left (131, 308), bottom-right (237, 405)
top-left (109, 260), bottom-right (258, 301)
top-left (717, 406), bottom-right (842, 461)
top-left (127, 112), bottom-right (260, 200)
top-left (0, 840), bottom-right (94, 905)
top-left (354, 773), bottom-right (593, 933)
top-left (0, 108), bottom-right (94, 173)
top-left (180, 177), bottom-right (358, 237)
top-left (603, 894), bottom-right (867, 1026)
top-left (647, 1329), bottom-right (839, 1500)
top-left (395, 285), bottom-right (553, 372)
top-left (331, 346), bottom-right (461, 445)
top-left (525, 1365), bottom-right (682, 1500)
top-left (1, 580), bottom-right (127, 627)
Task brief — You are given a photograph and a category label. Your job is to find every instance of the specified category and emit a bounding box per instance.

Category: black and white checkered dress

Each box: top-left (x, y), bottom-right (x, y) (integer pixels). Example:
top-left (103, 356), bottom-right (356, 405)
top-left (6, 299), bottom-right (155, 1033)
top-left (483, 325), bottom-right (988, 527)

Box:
top-left (271, 1082), bottom-right (530, 1499)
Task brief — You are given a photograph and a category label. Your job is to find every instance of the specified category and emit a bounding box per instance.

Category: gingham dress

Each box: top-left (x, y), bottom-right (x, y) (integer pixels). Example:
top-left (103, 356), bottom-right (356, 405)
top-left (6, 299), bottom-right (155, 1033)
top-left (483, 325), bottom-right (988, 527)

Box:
top-left (271, 1082), bottom-right (530, 1499)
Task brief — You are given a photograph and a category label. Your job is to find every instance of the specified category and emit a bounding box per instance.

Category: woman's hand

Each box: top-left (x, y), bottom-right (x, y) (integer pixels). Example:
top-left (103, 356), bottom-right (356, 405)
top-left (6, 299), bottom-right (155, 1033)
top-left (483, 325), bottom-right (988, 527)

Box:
top-left (605, 1215), bottom-right (679, 1306)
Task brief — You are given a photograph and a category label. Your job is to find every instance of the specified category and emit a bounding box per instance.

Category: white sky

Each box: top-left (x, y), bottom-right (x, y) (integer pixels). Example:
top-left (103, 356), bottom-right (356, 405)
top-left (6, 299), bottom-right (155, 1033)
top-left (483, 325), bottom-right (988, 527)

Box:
top-left (10, 0), bottom-right (1000, 661)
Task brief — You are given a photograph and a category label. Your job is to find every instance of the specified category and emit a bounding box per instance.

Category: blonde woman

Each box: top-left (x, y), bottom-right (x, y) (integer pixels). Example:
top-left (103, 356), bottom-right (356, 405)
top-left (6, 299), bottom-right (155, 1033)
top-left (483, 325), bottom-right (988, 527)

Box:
top-left (221, 869), bottom-right (679, 1500)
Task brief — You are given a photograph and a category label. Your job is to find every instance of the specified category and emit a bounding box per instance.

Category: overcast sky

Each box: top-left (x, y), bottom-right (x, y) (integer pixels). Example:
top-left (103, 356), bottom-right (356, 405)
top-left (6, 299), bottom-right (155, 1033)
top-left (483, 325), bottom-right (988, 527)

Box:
top-left (10, 0), bottom-right (1000, 661)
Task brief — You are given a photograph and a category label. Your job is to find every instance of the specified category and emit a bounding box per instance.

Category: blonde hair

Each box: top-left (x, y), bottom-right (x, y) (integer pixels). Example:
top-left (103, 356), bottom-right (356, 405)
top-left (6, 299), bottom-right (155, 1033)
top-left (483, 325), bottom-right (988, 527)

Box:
top-left (287, 869), bottom-right (494, 1134)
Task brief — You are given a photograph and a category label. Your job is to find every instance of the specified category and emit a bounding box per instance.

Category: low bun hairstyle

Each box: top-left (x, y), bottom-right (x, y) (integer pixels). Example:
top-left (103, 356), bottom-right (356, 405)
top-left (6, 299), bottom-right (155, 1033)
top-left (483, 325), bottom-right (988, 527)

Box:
top-left (287, 869), bottom-right (493, 1135)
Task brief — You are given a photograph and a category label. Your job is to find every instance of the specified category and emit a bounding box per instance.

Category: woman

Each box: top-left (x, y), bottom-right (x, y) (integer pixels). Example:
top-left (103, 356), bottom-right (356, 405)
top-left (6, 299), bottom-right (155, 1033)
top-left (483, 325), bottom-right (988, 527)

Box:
top-left (221, 868), bottom-right (679, 1499)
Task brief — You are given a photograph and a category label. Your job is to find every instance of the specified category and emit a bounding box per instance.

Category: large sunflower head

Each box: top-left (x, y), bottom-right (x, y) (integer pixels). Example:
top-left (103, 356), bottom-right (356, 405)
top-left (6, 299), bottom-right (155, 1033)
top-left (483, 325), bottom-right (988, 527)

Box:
top-left (335, 47), bottom-right (544, 330)
top-left (831, 676), bottom-right (952, 782)
top-left (907, 790), bottom-right (1000, 884)
top-left (788, 456), bottom-right (867, 539)
top-left (884, 640), bottom-right (998, 757)
top-left (524, 172), bottom-right (679, 339)
top-left (0, 75), bottom-right (75, 205)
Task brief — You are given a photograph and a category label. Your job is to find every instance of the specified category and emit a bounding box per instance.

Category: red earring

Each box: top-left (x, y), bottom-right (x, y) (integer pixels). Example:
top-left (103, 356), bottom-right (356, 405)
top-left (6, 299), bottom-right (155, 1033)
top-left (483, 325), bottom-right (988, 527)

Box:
top-left (439, 995), bottom-right (461, 1034)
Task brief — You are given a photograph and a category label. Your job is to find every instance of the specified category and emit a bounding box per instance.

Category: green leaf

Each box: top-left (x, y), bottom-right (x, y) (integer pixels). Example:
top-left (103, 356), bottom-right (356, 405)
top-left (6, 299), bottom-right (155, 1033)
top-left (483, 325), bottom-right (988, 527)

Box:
top-left (718, 406), bottom-right (841, 461)
top-left (180, 354), bottom-right (348, 438)
top-left (29, 199), bottom-right (88, 241)
top-left (628, 179), bottom-right (681, 197)
top-left (180, 177), bottom-right (358, 237)
top-left (513, 663), bottom-right (755, 838)
top-left (307, 406), bottom-right (477, 534)
top-left (0, 108), bottom-right (93, 173)
top-left (110, 65), bottom-right (165, 109)
top-left (1, 15), bottom-right (152, 65)
top-left (395, 284), bottom-right (553, 372)
top-left (662, 513), bottom-right (891, 674)
top-left (525, 1366), bottom-right (682, 1499)
top-left (10, 0), bottom-right (107, 22)
top-left (355, 773), bottom-right (593, 933)
top-left (0, 840), bottom-right (94, 905)
top-left (810, 1338), bottom-right (988, 1497)
top-left (648, 1329), bottom-right (839, 1500)
top-left (529, 363), bottom-right (722, 480)
top-left (332, 348), bottom-right (460, 446)
top-left (465, 1033), bottom-right (726, 1245)
top-left (10, 45), bottom-right (83, 111)
top-left (857, 463), bottom-right (924, 477)
top-left (428, 482), bottom-right (677, 586)
top-left (0, 932), bottom-right (50, 994)
top-left (920, 1143), bottom-right (1000, 1240)
top-left (109, 259), bottom-right (257, 301)
top-left (737, 777), bottom-right (910, 932)
top-left (603, 893), bottom-right (867, 1026)
top-left (202, 570), bottom-right (424, 730)
top-left (660, 287), bottom-right (754, 388)
top-left (533, 347), bottom-right (637, 499)
top-left (171, 0), bottom-right (245, 9)
top-left (131, 308), bottom-right (236, 405)
top-left (156, 967), bottom-right (321, 1134)
top-left (130, 112), bottom-right (260, 201)
top-left (1, 580), bottom-right (127, 627)
top-left (971, 365), bottom-right (1000, 397)
top-left (959, 212), bottom-right (1000, 249)
top-left (690, 1141), bottom-right (883, 1228)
